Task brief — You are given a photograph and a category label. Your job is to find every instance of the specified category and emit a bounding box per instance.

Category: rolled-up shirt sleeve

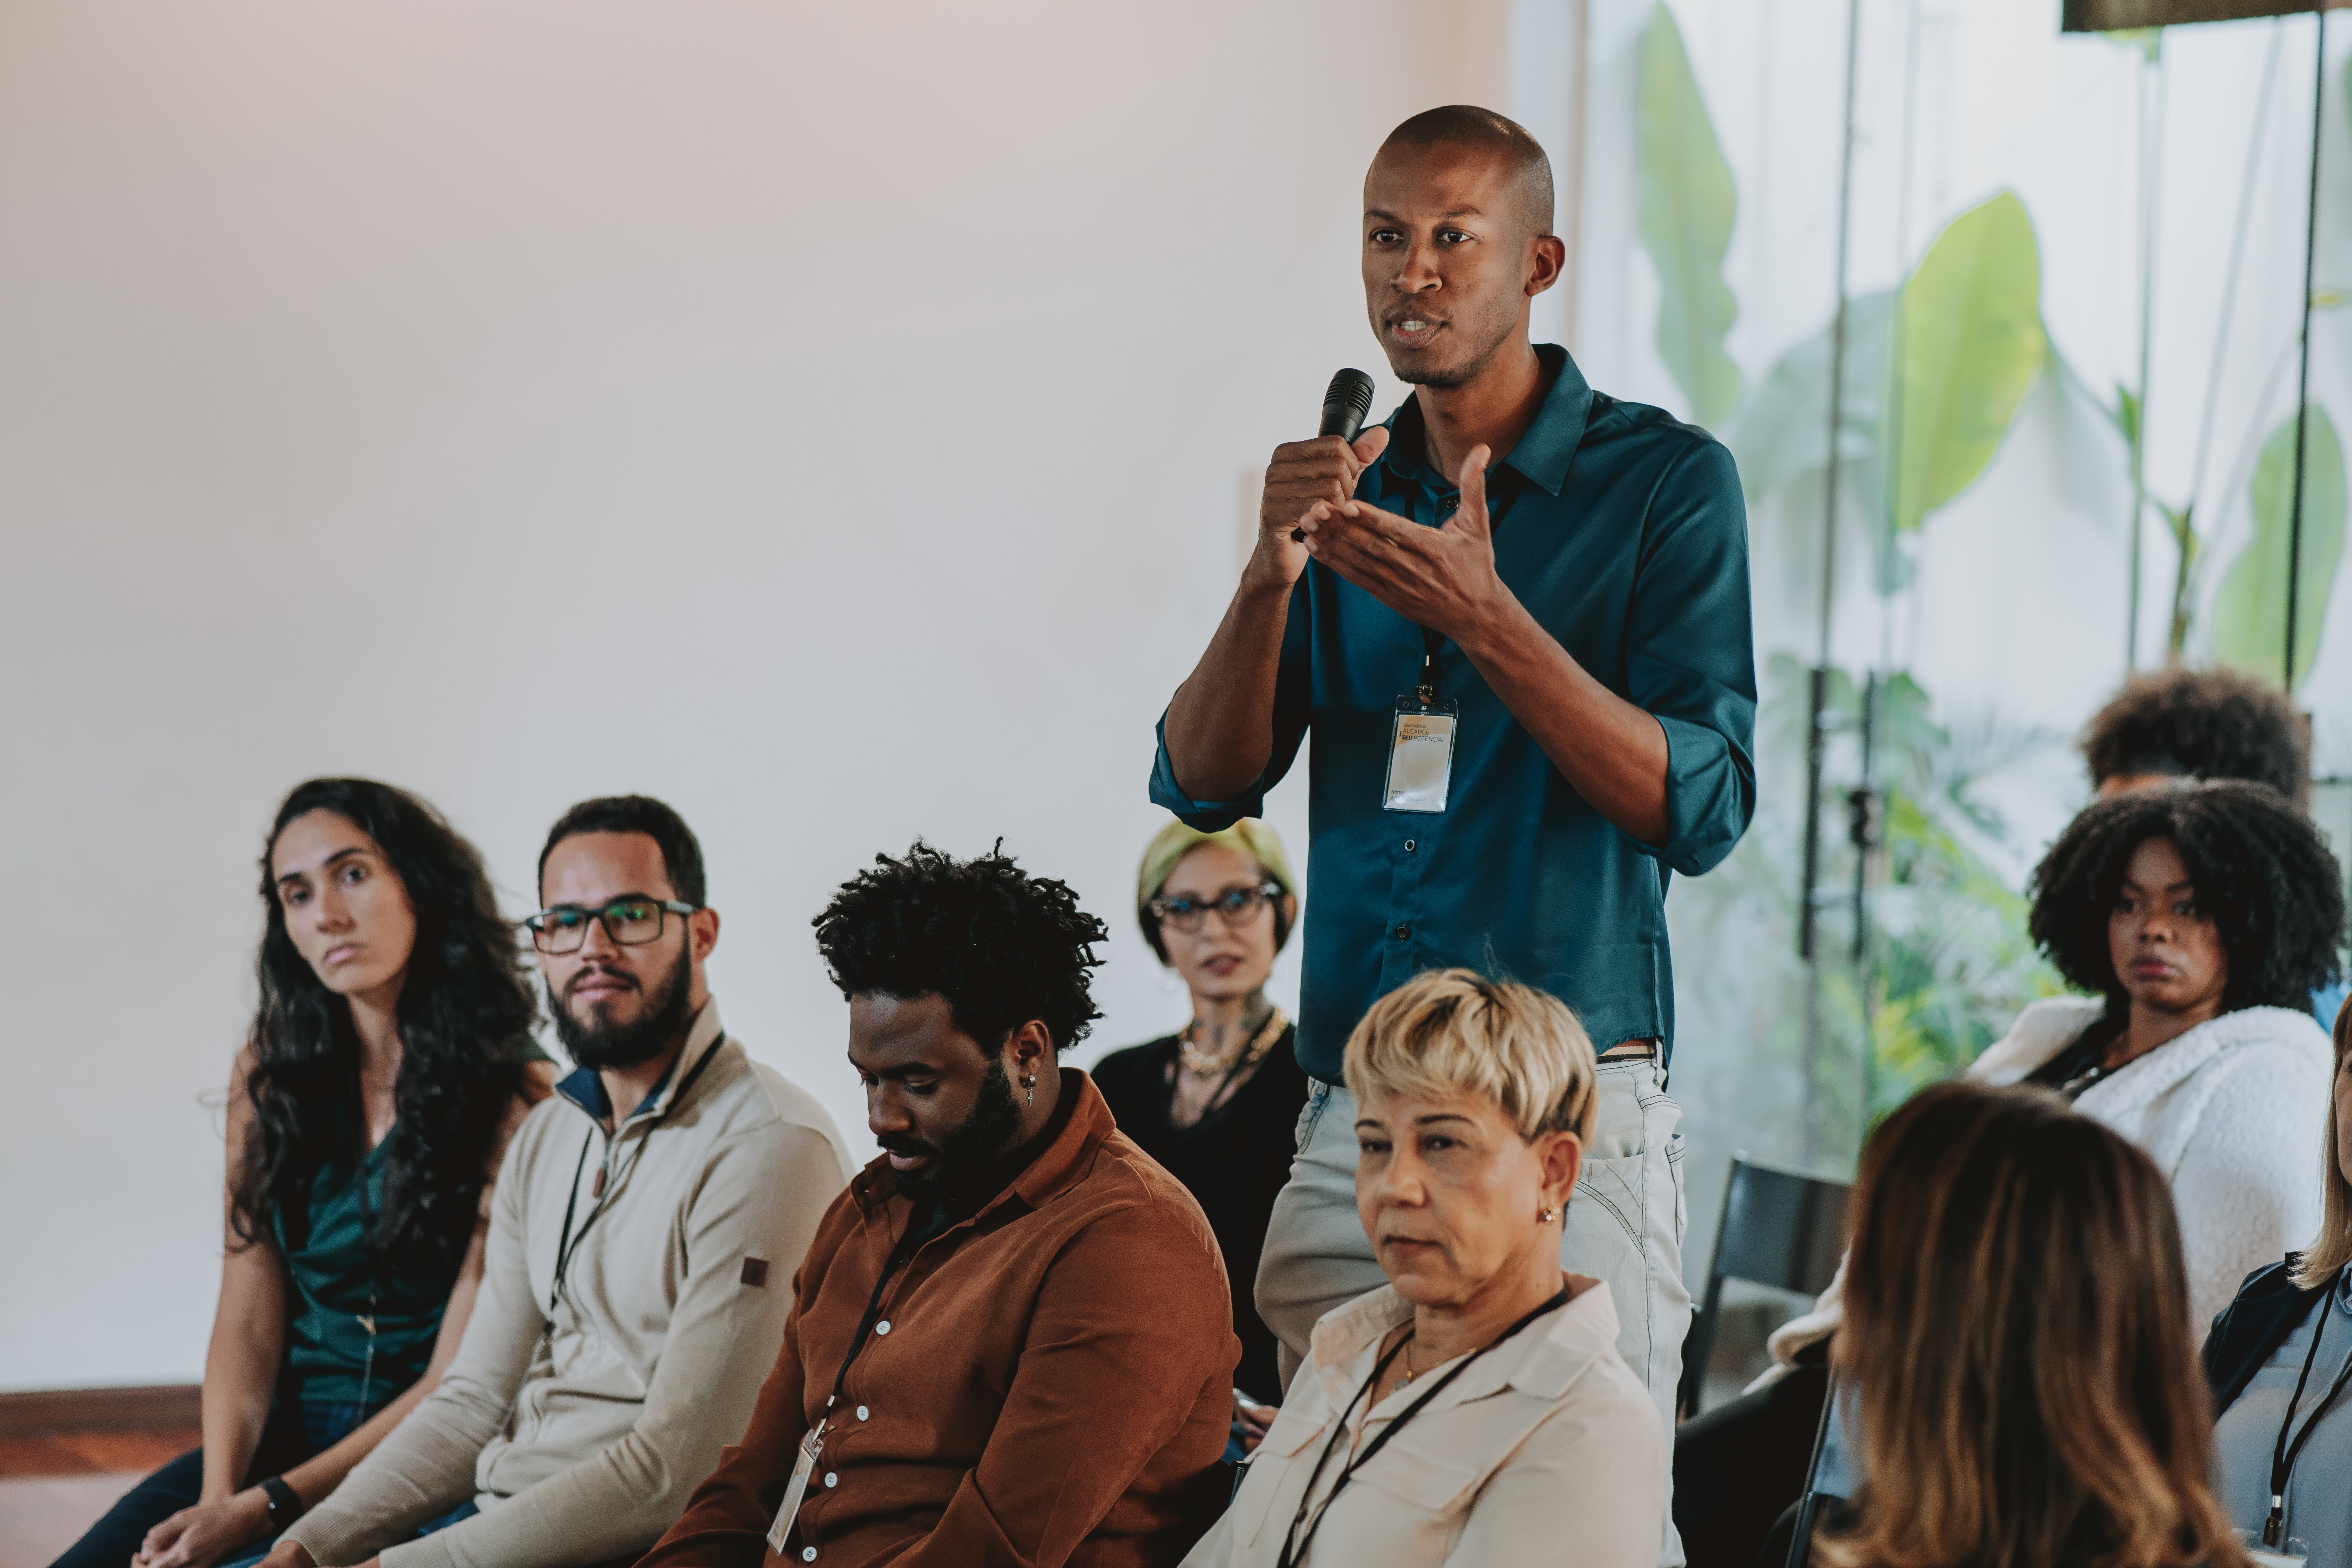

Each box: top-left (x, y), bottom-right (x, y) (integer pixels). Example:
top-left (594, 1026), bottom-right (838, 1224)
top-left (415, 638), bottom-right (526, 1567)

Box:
top-left (1625, 438), bottom-right (1756, 877)
top-left (1148, 577), bottom-right (1315, 831)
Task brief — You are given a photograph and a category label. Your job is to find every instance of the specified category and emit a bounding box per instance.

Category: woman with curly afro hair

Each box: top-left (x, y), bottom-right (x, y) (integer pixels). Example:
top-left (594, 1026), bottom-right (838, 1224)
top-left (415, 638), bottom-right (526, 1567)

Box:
top-left (1966, 780), bottom-right (2344, 1328)
top-left (1752, 782), bottom-right (2343, 1462)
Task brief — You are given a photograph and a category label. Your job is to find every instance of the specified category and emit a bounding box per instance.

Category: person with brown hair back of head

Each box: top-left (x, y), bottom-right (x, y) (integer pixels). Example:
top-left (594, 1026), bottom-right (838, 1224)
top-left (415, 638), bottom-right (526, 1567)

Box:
top-left (1822, 1081), bottom-right (2239, 1568)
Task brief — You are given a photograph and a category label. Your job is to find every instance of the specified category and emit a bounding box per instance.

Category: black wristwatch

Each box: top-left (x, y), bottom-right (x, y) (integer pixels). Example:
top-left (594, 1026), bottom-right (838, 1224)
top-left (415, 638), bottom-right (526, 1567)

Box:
top-left (259, 1475), bottom-right (302, 1533)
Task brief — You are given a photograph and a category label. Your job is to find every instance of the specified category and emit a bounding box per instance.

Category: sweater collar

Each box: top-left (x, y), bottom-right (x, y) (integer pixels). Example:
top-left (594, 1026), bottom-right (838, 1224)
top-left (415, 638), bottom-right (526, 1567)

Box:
top-left (553, 999), bottom-right (728, 1130)
top-left (1970, 995), bottom-right (2329, 1097)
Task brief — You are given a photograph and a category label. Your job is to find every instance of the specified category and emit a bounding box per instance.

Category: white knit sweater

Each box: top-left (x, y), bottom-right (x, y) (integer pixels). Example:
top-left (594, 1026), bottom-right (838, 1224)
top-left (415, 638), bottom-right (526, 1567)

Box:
top-left (1760, 997), bottom-right (2333, 1381)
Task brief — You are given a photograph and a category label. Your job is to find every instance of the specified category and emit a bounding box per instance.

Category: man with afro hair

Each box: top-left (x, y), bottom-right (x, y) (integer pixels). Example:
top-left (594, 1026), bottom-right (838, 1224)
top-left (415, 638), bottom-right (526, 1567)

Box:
top-left (641, 842), bottom-right (1236, 1568)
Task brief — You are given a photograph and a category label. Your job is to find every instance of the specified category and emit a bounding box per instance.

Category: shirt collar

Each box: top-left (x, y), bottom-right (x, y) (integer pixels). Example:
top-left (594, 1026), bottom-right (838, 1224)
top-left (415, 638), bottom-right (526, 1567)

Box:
top-left (554, 999), bottom-right (727, 1129)
top-left (1367, 343), bottom-right (1594, 502)
top-left (1307, 1271), bottom-right (1621, 1412)
top-left (849, 1066), bottom-right (1117, 1220)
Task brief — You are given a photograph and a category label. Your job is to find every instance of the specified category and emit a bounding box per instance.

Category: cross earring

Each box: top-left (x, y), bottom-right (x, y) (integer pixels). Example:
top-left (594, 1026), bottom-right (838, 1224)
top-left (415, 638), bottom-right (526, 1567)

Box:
top-left (1022, 1073), bottom-right (1036, 1108)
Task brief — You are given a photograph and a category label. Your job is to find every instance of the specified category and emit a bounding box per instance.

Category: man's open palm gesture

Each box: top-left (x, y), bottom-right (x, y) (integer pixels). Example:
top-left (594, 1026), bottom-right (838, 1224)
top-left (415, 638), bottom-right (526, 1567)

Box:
top-left (1297, 443), bottom-right (1509, 645)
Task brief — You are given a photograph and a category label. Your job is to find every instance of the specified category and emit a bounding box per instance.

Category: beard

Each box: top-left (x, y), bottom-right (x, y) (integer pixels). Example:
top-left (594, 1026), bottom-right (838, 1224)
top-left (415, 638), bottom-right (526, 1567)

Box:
top-left (1385, 304), bottom-right (1519, 390)
top-left (877, 1054), bottom-right (1027, 1204)
top-left (550, 944), bottom-right (694, 1072)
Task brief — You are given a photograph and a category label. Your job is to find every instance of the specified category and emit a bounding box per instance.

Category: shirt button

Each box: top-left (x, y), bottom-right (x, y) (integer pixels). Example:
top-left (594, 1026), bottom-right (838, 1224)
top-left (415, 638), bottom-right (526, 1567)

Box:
top-left (824, 1472), bottom-right (838, 1488)
top-left (1394, 925), bottom-right (1410, 940)
top-left (875, 1321), bottom-right (890, 1335)
top-left (855, 1405), bottom-right (869, 1421)
top-left (801, 1550), bottom-right (816, 1563)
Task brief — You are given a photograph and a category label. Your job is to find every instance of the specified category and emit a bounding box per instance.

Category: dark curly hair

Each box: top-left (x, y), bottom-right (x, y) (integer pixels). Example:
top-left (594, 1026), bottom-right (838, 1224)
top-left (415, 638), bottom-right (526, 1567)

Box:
top-left (812, 841), bottom-right (1107, 1055)
top-left (2027, 780), bottom-right (2344, 1013)
top-left (2080, 667), bottom-right (2308, 804)
top-left (234, 779), bottom-right (540, 1274)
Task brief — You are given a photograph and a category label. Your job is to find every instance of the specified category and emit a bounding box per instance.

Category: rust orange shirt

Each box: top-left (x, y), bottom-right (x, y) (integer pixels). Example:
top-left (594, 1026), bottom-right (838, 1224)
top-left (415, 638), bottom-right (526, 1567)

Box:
top-left (641, 1069), bottom-right (1238, 1568)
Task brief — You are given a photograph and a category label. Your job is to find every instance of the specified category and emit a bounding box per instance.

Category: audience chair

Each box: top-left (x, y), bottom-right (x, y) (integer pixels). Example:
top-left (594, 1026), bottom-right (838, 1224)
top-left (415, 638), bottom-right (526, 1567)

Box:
top-left (1674, 1153), bottom-right (1851, 1419)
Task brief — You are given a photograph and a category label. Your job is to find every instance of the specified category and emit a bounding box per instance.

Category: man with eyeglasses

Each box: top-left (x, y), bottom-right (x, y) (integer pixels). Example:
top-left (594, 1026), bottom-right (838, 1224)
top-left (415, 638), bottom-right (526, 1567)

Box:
top-left (261, 795), bottom-right (854, 1568)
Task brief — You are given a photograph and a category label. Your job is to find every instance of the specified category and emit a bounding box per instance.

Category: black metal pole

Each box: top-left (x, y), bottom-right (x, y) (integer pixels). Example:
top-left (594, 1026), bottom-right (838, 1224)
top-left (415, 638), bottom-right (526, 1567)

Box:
top-left (2287, 4), bottom-right (2326, 690)
top-left (1801, 0), bottom-right (1865, 963)
top-left (1800, 0), bottom-right (1866, 1165)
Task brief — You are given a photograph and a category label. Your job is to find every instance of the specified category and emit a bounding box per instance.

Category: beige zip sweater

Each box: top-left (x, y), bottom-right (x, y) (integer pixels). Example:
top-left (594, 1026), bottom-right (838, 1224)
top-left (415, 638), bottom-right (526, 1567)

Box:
top-left (286, 1002), bottom-right (856, 1568)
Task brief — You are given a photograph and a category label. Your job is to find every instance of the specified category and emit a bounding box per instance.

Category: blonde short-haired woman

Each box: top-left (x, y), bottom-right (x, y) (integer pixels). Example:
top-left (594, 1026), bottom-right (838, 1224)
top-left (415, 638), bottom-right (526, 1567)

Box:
top-left (1180, 969), bottom-right (1663, 1568)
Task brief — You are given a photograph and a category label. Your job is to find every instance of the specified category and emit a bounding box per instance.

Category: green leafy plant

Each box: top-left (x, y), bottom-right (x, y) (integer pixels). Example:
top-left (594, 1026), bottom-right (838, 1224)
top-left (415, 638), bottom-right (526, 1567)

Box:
top-left (1637, 1), bottom-right (1741, 427)
top-left (2212, 408), bottom-right (2348, 687)
top-left (1884, 192), bottom-right (2047, 534)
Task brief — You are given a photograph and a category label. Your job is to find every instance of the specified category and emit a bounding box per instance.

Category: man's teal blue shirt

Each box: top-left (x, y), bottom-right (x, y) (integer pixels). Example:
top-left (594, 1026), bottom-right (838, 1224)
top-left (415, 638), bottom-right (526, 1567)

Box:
top-left (1150, 346), bottom-right (1756, 1081)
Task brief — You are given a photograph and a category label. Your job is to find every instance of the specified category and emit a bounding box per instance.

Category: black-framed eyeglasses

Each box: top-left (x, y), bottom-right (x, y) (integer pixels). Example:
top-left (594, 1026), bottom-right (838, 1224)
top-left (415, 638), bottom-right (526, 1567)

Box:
top-left (523, 897), bottom-right (699, 955)
top-left (1148, 882), bottom-right (1283, 933)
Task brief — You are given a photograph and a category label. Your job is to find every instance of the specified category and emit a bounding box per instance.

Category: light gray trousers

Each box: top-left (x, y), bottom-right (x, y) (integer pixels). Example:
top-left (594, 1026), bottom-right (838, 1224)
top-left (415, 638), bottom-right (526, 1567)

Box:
top-left (1253, 1058), bottom-right (1692, 1566)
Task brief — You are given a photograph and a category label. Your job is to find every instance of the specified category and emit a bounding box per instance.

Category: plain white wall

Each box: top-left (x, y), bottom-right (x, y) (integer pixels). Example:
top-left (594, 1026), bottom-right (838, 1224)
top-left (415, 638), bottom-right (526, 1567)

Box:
top-left (0, 0), bottom-right (1527, 1392)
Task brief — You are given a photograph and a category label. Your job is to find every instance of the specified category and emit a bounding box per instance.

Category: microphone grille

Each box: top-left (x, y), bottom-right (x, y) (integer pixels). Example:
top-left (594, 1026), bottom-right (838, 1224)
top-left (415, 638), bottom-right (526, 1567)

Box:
top-left (1326, 367), bottom-right (1375, 417)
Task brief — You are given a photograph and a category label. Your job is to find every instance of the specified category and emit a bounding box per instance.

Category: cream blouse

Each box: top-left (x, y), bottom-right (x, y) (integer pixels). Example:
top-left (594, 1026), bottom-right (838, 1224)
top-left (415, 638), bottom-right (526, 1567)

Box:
top-left (1182, 1273), bottom-right (1663, 1568)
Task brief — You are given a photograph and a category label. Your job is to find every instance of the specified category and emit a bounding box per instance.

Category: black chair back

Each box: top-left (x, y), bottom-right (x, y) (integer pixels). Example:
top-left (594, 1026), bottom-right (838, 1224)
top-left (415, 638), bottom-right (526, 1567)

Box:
top-left (1676, 1153), bottom-right (1851, 1417)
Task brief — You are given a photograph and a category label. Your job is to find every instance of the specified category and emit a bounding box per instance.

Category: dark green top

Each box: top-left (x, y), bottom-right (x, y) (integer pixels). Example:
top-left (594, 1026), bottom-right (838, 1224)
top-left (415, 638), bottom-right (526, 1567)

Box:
top-left (271, 1117), bottom-right (460, 1404)
top-left (1150, 345), bottom-right (1757, 1077)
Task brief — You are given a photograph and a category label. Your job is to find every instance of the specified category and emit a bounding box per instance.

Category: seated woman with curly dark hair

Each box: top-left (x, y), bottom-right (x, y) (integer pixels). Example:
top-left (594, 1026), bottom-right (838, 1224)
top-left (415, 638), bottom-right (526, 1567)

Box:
top-left (52, 780), bottom-right (550, 1568)
top-left (1980, 778), bottom-right (2343, 1328)
top-left (1747, 780), bottom-right (2341, 1411)
top-left (1691, 780), bottom-right (2341, 1568)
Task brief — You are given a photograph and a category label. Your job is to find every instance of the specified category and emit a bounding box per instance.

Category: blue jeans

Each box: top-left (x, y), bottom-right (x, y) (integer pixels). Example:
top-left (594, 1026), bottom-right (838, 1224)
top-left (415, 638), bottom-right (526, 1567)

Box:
top-left (49, 1400), bottom-right (379, 1568)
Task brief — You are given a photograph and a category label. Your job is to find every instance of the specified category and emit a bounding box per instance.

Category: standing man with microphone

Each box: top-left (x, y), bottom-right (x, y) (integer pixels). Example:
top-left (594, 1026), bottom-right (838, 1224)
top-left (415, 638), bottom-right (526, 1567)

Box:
top-left (1151, 106), bottom-right (1754, 1562)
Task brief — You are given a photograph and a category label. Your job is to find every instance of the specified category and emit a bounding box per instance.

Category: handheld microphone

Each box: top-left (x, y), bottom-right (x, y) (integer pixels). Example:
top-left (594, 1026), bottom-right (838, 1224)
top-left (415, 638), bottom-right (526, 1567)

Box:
top-left (1319, 367), bottom-right (1375, 442)
top-left (1292, 368), bottom-right (1377, 541)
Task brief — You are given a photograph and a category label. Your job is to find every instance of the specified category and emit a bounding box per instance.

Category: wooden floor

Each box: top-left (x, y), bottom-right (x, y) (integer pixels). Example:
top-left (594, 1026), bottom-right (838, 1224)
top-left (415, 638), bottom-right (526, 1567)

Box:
top-left (0, 1429), bottom-right (195, 1568)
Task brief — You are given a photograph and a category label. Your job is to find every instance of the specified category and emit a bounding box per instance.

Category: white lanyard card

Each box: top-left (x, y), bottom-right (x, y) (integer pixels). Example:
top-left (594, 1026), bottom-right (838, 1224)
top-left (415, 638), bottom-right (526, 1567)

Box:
top-left (765, 1423), bottom-right (826, 1556)
top-left (1383, 694), bottom-right (1459, 814)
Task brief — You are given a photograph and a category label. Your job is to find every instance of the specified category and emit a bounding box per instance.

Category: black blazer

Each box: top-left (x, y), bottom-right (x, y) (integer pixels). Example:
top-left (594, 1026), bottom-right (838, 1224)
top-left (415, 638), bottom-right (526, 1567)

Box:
top-left (2202, 1255), bottom-right (2331, 1416)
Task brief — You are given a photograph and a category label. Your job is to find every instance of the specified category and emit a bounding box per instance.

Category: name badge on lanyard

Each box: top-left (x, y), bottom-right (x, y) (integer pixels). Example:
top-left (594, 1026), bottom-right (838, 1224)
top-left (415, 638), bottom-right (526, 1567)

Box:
top-left (1384, 628), bottom-right (1457, 814)
top-left (766, 1423), bottom-right (827, 1556)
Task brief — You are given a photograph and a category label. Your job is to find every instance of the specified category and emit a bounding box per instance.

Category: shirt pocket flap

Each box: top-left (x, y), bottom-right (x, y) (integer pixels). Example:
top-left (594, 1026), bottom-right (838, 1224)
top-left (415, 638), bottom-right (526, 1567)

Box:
top-left (1235, 1411), bottom-right (1333, 1548)
top-left (1256, 1404), bottom-right (1329, 1460)
top-left (1348, 1430), bottom-right (1482, 1514)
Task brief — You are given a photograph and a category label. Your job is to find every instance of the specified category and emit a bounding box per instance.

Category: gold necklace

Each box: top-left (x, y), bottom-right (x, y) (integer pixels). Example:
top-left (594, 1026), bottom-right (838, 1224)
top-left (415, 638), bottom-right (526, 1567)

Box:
top-left (1394, 1332), bottom-right (1421, 1387)
top-left (1177, 1007), bottom-right (1287, 1076)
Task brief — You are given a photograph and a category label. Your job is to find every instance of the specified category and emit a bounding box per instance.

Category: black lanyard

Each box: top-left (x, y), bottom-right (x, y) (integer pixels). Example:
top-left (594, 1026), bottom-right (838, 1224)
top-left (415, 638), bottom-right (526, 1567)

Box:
top-left (2263, 1267), bottom-right (2352, 1547)
top-left (813, 1204), bottom-right (952, 1428)
top-left (1277, 1289), bottom-right (1567, 1568)
top-left (1413, 626), bottom-right (1444, 704)
top-left (546, 1039), bottom-right (722, 1332)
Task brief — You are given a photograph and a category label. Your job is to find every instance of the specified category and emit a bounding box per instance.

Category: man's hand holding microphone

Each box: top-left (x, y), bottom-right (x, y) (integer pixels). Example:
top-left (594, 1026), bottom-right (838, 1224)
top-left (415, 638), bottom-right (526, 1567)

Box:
top-left (1245, 370), bottom-right (1389, 592)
